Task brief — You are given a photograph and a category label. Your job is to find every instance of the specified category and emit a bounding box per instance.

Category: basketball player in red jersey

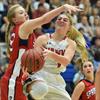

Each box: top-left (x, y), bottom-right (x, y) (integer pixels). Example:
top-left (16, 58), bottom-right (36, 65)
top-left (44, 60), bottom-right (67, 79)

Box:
top-left (72, 60), bottom-right (96, 100)
top-left (95, 65), bottom-right (100, 100)
top-left (1, 4), bottom-right (81, 100)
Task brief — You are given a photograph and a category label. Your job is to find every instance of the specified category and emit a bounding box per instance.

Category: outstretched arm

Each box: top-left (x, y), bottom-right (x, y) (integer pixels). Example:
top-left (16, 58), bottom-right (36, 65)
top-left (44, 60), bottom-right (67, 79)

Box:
top-left (19, 4), bottom-right (81, 39)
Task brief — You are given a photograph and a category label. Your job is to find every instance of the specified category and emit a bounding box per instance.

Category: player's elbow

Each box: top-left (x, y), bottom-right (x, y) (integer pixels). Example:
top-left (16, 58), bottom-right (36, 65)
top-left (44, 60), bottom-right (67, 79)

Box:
top-left (65, 58), bottom-right (70, 66)
top-left (61, 58), bottom-right (70, 67)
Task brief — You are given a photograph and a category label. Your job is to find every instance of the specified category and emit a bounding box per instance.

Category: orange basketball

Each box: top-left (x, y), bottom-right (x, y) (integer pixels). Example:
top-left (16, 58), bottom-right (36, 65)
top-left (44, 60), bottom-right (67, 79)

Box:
top-left (21, 47), bottom-right (44, 73)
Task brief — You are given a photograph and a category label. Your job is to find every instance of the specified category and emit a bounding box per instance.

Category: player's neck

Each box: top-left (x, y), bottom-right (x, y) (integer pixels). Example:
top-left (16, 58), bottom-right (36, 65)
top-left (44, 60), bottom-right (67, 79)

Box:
top-left (52, 32), bottom-right (66, 41)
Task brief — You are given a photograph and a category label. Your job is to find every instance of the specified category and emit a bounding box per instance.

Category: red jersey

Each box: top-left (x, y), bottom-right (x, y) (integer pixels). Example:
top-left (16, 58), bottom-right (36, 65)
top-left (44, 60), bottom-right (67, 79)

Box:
top-left (1, 24), bottom-right (36, 100)
top-left (80, 79), bottom-right (96, 100)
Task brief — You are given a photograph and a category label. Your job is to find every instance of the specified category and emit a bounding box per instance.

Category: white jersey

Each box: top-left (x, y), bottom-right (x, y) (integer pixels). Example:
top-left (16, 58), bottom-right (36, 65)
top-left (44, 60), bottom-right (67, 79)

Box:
top-left (43, 34), bottom-right (68, 74)
top-left (30, 34), bottom-right (71, 100)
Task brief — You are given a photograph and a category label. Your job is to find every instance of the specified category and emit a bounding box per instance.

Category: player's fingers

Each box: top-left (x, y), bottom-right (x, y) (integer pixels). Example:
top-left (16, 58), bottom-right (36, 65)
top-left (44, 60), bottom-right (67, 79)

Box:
top-left (25, 67), bottom-right (28, 73)
top-left (67, 9), bottom-right (71, 14)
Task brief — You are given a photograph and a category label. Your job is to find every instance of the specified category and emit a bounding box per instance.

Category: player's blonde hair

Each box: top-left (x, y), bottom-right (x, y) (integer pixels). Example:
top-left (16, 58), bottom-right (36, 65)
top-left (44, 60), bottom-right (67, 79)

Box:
top-left (66, 14), bottom-right (88, 62)
top-left (5, 4), bottom-right (21, 55)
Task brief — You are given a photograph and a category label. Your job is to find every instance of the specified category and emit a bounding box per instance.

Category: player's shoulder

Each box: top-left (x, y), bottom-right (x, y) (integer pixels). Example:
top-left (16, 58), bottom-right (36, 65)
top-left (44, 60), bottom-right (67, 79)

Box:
top-left (36, 34), bottom-right (49, 43)
top-left (67, 38), bottom-right (76, 47)
top-left (76, 80), bottom-right (85, 90)
top-left (67, 38), bottom-right (76, 44)
top-left (35, 34), bottom-right (49, 46)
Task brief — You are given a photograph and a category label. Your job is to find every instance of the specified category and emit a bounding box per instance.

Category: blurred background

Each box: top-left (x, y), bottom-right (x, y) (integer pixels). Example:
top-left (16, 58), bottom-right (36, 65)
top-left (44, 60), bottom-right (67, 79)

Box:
top-left (0, 0), bottom-right (100, 96)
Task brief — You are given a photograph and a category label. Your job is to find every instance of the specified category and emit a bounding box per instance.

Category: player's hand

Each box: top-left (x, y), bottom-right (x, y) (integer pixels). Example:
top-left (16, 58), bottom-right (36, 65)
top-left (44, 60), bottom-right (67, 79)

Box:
top-left (63, 4), bottom-right (82, 14)
top-left (22, 67), bottom-right (29, 83)
top-left (42, 48), bottom-right (53, 60)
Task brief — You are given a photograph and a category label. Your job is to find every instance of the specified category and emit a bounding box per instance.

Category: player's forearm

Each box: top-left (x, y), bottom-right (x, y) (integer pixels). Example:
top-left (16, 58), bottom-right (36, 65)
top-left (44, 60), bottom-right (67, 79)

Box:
top-left (50, 52), bottom-right (70, 67)
top-left (41, 6), bottom-right (65, 23)
top-left (50, 42), bottom-right (76, 66)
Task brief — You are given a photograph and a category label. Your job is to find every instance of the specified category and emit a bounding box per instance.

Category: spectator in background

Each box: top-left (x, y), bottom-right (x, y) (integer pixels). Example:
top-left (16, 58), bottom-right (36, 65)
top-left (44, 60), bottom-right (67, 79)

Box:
top-left (91, 26), bottom-right (100, 45)
top-left (95, 0), bottom-right (100, 16)
top-left (22, 0), bottom-right (33, 19)
top-left (93, 49), bottom-right (100, 71)
top-left (76, 15), bottom-right (94, 40)
top-left (75, 0), bottom-right (81, 5)
top-left (32, 3), bottom-right (48, 19)
top-left (33, 0), bottom-right (50, 10)
top-left (72, 60), bottom-right (96, 100)
top-left (32, 3), bottom-right (54, 34)
top-left (90, 16), bottom-right (100, 33)
top-left (79, 0), bottom-right (92, 15)
top-left (90, 27), bottom-right (100, 70)
top-left (7, 0), bottom-right (19, 5)
top-left (0, 44), bottom-right (9, 78)
top-left (89, 8), bottom-right (99, 27)
top-left (50, 0), bottom-right (62, 8)
top-left (63, 0), bottom-right (76, 6)
top-left (91, 37), bottom-right (100, 70)
top-left (0, 0), bottom-right (8, 42)
top-left (89, 0), bottom-right (97, 7)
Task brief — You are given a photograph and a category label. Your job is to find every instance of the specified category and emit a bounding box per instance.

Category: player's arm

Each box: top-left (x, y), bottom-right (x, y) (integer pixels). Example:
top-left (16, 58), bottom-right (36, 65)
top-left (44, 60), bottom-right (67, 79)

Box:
top-left (34, 34), bottom-right (48, 48)
top-left (71, 81), bottom-right (85, 100)
top-left (95, 65), bottom-right (100, 100)
top-left (19, 4), bottom-right (81, 39)
top-left (42, 38), bottom-right (76, 67)
top-left (62, 39), bottom-right (76, 66)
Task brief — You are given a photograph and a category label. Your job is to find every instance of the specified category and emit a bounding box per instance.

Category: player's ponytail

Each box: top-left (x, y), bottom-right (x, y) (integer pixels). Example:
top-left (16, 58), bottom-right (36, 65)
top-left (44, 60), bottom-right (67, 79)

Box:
top-left (66, 14), bottom-right (88, 62)
top-left (5, 23), bottom-right (13, 56)
top-left (67, 26), bottom-right (88, 62)
top-left (5, 4), bottom-right (21, 56)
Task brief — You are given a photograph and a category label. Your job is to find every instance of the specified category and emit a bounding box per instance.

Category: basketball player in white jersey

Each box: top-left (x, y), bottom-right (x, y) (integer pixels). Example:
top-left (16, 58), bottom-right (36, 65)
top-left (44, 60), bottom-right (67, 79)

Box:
top-left (23, 13), bottom-right (76, 100)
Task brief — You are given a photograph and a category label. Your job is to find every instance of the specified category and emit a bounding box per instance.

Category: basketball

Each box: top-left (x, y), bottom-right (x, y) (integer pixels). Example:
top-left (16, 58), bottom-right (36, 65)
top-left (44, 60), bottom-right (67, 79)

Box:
top-left (21, 47), bottom-right (44, 73)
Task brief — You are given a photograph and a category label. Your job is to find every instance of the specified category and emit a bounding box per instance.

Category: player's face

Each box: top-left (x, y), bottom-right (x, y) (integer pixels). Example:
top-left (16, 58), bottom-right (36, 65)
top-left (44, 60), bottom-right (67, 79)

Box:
top-left (55, 14), bottom-right (71, 30)
top-left (13, 6), bottom-right (29, 24)
top-left (82, 61), bottom-right (94, 76)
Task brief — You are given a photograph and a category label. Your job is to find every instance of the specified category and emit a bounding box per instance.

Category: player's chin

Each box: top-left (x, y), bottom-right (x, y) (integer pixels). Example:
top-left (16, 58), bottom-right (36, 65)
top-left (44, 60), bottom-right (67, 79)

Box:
top-left (58, 23), bottom-right (65, 27)
top-left (87, 71), bottom-right (92, 75)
